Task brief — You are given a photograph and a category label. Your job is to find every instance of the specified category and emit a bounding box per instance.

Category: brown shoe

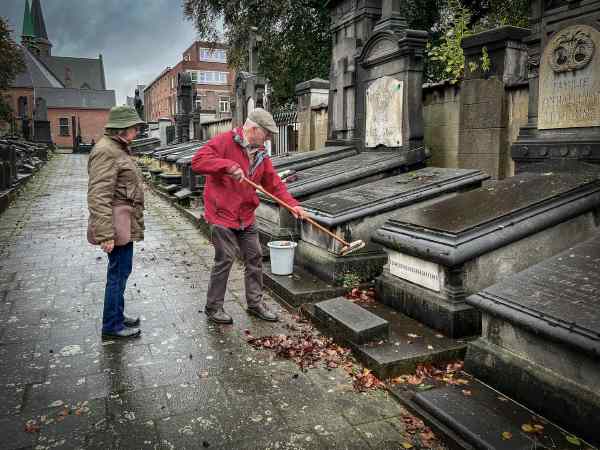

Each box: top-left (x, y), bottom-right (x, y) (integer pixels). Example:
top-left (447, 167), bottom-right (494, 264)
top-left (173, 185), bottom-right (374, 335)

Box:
top-left (247, 303), bottom-right (278, 322)
top-left (206, 308), bottom-right (233, 324)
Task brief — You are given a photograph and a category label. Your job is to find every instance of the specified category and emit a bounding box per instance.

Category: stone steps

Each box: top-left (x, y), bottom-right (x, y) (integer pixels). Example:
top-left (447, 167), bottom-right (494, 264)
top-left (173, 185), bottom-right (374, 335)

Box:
top-left (390, 374), bottom-right (593, 450)
top-left (262, 263), bottom-right (346, 307)
top-left (314, 297), bottom-right (390, 344)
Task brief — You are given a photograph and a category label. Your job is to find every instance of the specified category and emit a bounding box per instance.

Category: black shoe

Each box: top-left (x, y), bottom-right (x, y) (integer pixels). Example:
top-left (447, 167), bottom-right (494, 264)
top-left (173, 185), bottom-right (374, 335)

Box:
top-left (206, 308), bottom-right (233, 324)
top-left (247, 303), bottom-right (278, 322)
top-left (102, 328), bottom-right (141, 339)
top-left (124, 314), bottom-right (140, 327)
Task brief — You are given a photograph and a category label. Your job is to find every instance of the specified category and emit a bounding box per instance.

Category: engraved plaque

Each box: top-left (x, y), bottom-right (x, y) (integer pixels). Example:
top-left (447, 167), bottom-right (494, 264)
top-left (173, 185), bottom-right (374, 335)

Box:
top-left (389, 250), bottom-right (444, 292)
top-left (365, 76), bottom-right (403, 147)
top-left (538, 25), bottom-right (600, 129)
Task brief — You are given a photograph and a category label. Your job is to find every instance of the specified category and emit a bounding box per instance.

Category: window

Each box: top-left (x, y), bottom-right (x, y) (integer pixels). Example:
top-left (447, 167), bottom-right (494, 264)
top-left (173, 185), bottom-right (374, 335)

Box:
top-left (199, 48), bottom-right (227, 63)
top-left (188, 70), bottom-right (198, 83)
top-left (197, 71), bottom-right (228, 85)
top-left (219, 96), bottom-right (230, 113)
top-left (59, 118), bottom-right (69, 136)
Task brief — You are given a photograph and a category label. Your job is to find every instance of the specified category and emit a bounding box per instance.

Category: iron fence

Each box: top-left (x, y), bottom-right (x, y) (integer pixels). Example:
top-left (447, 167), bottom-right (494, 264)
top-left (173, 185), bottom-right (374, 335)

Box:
top-left (271, 105), bottom-right (298, 157)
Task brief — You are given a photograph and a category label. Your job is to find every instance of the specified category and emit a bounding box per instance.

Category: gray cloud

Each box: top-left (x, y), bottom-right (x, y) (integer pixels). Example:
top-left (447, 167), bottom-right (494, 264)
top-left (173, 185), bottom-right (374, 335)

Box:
top-left (1, 0), bottom-right (199, 104)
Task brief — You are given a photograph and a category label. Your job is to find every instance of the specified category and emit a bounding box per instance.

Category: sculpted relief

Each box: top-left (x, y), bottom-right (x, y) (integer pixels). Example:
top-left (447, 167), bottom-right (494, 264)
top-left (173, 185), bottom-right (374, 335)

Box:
top-left (538, 25), bottom-right (600, 129)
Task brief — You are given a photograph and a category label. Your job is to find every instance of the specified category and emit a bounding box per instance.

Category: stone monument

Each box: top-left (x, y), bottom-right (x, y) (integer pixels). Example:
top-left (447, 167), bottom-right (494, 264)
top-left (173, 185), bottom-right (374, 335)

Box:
top-left (512, 0), bottom-right (600, 172)
top-left (373, 2), bottom-right (600, 338)
top-left (175, 72), bottom-right (193, 143)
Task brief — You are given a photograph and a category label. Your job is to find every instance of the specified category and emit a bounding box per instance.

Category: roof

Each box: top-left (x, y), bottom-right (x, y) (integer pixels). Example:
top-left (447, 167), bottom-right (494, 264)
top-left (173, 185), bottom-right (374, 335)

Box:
top-left (36, 87), bottom-right (116, 109)
top-left (12, 45), bottom-right (63, 88)
top-left (38, 55), bottom-right (106, 90)
top-left (22, 0), bottom-right (34, 37)
top-left (30, 0), bottom-right (49, 40)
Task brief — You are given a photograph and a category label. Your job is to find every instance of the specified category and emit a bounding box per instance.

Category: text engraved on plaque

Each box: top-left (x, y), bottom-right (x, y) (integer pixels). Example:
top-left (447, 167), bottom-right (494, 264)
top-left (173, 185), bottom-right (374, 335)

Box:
top-left (539, 25), bottom-right (600, 129)
top-left (389, 250), bottom-right (443, 292)
top-left (365, 76), bottom-right (403, 147)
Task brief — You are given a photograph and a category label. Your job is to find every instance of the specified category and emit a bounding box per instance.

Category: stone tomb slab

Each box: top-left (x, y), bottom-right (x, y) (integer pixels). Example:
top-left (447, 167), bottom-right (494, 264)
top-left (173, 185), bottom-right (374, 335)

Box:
top-left (256, 149), bottom-right (427, 246)
top-left (410, 376), bottom-right (592, 450)
top-left (465, 233), bottom-right (600, 446)
top-left (373, 171), bottom-right (600, 337)
top-left (296, 167), bottom-right (487, 282)
top-left (314, 297), bottom-right (389, 344)
top-left (271, 145), bottom-right (357, 171)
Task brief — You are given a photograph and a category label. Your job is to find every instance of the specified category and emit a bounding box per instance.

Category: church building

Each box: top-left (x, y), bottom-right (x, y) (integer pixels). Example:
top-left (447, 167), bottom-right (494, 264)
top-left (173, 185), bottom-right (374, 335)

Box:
top-left (5, 0), bottom-right (116, 149)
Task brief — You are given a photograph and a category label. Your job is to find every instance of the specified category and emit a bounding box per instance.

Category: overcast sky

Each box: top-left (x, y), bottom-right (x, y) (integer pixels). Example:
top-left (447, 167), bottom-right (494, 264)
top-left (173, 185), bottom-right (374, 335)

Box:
top-left (1, 0), bottom-right (200, 105)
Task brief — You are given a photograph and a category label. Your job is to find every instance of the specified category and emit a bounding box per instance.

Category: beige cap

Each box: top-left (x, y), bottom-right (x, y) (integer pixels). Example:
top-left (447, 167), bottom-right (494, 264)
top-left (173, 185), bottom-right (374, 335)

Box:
top-left (247, 108), bottom-right (279, 134)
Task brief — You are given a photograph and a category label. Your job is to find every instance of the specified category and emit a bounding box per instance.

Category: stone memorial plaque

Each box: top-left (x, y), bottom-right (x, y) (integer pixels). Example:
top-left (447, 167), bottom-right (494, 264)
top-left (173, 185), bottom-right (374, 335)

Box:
top-left (388, 250), bottom-right (444, 292)
top-left (538, 24), bottom-right (600, 129)
top-left (365, 76), bottom-right (403, 147)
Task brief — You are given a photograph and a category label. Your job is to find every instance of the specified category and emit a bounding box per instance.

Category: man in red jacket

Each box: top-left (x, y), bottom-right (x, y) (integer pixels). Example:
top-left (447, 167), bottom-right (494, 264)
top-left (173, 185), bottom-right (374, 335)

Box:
top-left (192, 108), bottom-right (306, 324)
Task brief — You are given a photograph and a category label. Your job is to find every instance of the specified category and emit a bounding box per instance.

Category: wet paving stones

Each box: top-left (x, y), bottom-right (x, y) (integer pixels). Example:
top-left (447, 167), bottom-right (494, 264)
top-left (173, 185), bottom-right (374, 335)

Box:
top-left (0, 155), bottom-right (448, 449)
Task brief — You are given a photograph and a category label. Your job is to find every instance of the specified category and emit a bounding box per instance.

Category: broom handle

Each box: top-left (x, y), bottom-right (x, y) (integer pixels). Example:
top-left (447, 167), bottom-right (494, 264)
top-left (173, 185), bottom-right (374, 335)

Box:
top-left (241, 176), bottom-right (351, 247)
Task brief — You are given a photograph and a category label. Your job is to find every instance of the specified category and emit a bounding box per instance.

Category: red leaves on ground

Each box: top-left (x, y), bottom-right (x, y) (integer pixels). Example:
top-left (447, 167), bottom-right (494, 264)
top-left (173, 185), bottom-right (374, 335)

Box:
top-left (352, 368), bottom-right (385, 392)
top-left (24, 420), bottom-right (40, 433)
top-left (344, 287), bottom-right (376, 305)
top-left (401, 412), bottom-right (439, 448)
top-left (247, 332), bottom-right (351, 371)
top-left (391, 361), bottom-right (466, 387)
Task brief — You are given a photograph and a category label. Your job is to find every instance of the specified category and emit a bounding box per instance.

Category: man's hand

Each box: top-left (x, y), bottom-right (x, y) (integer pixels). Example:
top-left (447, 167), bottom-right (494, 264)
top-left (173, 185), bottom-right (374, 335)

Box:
top-left (101, 240), bottom-right (115, 253)
top-left (291, 206), bottom-right (308, 220)
top-left (227, 166), bottom-right (244, 182)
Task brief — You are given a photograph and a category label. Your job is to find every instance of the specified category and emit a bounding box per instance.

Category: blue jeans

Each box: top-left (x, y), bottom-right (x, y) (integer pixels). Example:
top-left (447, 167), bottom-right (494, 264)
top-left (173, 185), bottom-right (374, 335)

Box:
top-left (102, 242), bottom-right (133, 333)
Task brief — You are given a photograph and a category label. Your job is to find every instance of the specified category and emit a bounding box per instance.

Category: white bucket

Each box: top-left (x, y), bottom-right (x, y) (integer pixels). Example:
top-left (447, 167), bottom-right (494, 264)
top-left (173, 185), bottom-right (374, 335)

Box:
top-left (267, 240), bottom-right (297, 275)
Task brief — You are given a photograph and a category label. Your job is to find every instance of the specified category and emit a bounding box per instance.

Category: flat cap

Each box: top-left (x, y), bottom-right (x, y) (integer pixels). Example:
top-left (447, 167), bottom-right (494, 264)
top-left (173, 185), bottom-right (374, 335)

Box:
top-left (248, 108), bottom-right (279, 134)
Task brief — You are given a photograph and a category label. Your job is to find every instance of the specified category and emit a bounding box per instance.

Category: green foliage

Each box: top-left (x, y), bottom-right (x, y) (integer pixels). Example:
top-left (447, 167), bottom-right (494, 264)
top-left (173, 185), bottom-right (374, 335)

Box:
top-left (183, 0), bottom-right (330, 107)
top-left (426, 0), bottom-right (473, 84)
top-left (0, 17), bottom-right (25, 121)
top-left (339, 271), bottom-right (361, 290)
top-left (425, 0), bottom-right (528, 83)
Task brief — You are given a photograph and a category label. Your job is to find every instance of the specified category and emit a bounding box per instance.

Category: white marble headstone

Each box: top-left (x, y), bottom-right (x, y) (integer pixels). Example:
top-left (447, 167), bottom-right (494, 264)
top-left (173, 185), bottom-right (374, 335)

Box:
top-left (365, 76), bottom-right (403, 147)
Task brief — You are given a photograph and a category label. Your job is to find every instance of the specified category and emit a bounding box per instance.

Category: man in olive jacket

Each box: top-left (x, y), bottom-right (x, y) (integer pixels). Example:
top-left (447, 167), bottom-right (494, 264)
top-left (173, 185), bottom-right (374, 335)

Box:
top-left (87, 106), bottom-right (145, 339)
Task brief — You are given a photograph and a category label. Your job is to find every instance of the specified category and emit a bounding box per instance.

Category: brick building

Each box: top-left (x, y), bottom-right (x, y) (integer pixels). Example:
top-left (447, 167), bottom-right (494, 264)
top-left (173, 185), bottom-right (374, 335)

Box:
top-left (144, 41), bottom-right (234, 123)
top-left (4, 0), bottom-right (116, 148)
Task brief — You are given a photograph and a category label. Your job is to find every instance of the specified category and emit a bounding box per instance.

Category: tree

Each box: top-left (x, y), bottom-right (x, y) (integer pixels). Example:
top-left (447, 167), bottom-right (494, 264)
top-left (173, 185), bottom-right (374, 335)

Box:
top-left (183, 0), bottom-right (330, 107)
top-left (425, 0), bottom-right (528, 83)
top-left (0, 17), bottom-right (26, 122)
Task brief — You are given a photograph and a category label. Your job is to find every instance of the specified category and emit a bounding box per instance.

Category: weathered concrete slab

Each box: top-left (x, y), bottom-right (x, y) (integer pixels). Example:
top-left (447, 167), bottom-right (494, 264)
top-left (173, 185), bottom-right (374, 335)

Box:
top-left (374, 171), bottom-right (600, 337)
top-left (412, 377), bottom-right (593, 450)
top-left (297, 167), bottom-right (487, 282)
top-left (465, 233), bottom-right (600, 446)
top-left (314, 297), bottom-right (389, 344)
top-left (256, 150), bottom-right (427, 247)
top-left (262, 263), bottom-right (346, 307)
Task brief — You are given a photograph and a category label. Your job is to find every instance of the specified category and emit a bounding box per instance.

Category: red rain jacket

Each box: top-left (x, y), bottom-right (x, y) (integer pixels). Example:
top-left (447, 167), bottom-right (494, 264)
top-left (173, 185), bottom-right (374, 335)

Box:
top-left (191, 128), bottom-right (299, 229)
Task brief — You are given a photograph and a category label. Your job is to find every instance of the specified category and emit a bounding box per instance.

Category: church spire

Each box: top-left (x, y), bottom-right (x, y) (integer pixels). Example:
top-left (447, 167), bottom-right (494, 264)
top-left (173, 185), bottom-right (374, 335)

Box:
top-left (30, 0), bottom-right (52, 56)
top-left (22, 0), bottom-right (34, 40)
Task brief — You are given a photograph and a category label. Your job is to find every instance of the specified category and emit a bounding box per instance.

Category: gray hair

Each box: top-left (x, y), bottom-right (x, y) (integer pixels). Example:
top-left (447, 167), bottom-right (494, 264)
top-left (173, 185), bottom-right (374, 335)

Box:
top-left (243, 118), bottom-right (259, 130)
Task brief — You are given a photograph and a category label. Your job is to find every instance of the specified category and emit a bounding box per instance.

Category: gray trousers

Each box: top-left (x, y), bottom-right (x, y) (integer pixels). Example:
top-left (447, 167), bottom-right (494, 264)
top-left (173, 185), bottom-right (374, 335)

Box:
top-left (205, 224), bottom-right (263, 314)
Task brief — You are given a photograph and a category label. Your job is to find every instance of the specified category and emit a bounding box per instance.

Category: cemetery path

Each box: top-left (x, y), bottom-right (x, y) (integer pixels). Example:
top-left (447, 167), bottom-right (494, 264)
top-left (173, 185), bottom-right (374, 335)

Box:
top-left (0, 154), bottom-right (447, 450)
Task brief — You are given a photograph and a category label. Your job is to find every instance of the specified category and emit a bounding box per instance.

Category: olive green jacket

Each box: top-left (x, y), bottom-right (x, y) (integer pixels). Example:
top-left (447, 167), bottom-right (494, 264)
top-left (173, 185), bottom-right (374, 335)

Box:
top-left (87, 135), bottom-right (145, 244)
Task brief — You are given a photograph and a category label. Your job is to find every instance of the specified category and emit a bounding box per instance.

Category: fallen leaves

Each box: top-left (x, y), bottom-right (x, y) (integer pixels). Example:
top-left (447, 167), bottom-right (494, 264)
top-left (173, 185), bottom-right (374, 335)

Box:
top-left (246, 331), bottom-right (351, 372)
top-left (390, 361), bottom-right (467, 388)
top-left (400, 412), bottom-right (440, 449)
top-left (344, 287), bottom-right (376, 305)
top-left (501, 431), bottom-right (512, 440)
top-left (351, 368), bottom-right (385, 392)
